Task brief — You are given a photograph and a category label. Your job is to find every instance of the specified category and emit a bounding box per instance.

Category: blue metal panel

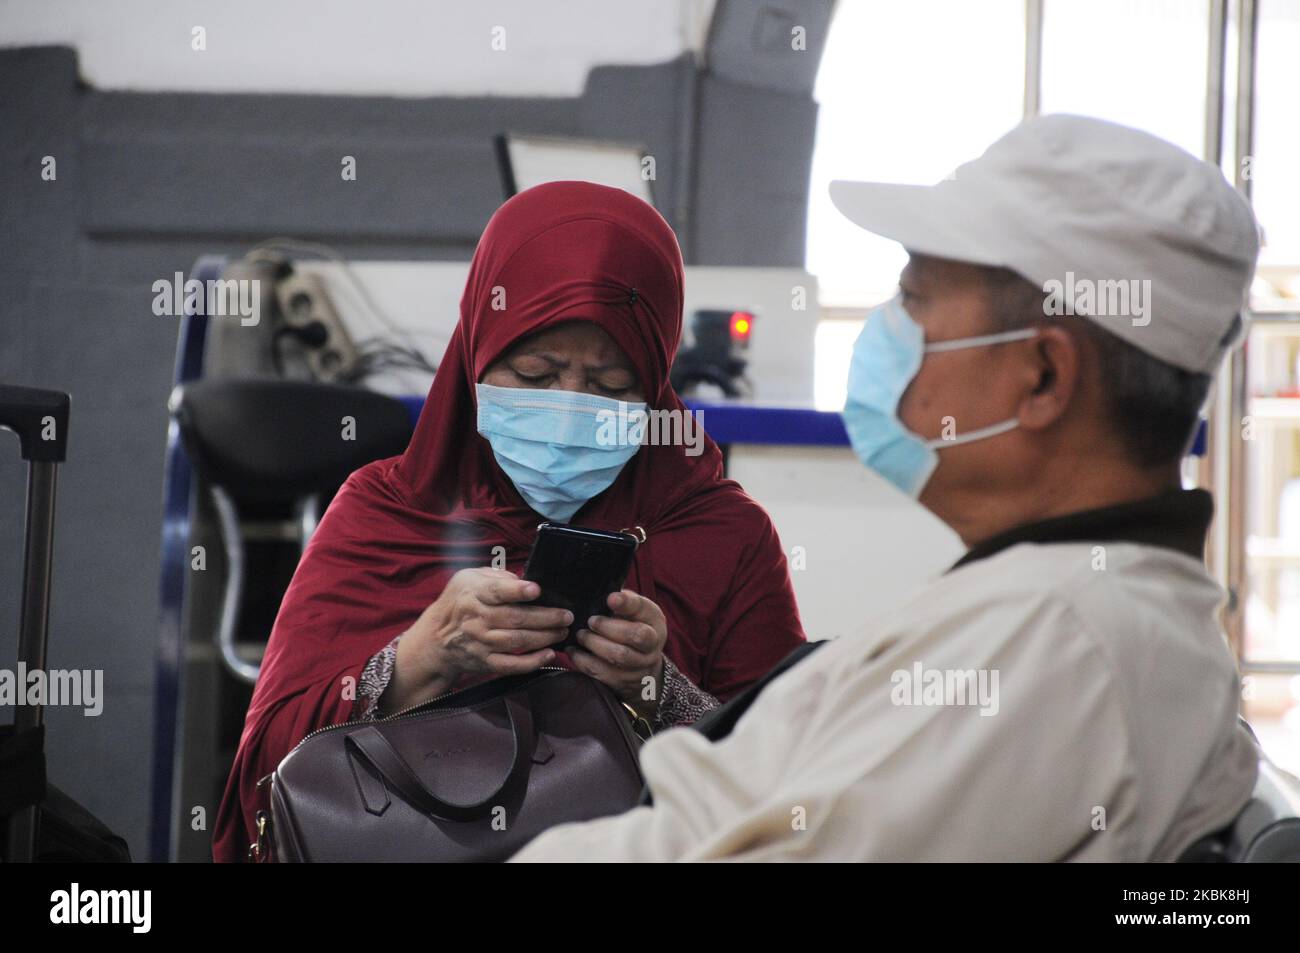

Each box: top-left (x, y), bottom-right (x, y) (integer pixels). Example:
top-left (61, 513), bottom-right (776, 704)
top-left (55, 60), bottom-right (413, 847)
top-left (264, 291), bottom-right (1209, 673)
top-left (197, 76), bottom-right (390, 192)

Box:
top-left (398, 394), bottom-right (425, 430)
top-left (683, 400), bottom-right (849, 446)
top-left (151, 255), bottom-right (224, 862)
top-left (1191, 417), bottom-right (1208, 457)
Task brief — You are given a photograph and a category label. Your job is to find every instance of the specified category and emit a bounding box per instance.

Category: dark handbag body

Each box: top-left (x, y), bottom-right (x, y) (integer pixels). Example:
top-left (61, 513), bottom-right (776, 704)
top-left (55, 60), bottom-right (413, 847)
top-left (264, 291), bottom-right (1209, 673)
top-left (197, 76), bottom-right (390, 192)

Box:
top-left (262, 669), bottom-right (645, 862)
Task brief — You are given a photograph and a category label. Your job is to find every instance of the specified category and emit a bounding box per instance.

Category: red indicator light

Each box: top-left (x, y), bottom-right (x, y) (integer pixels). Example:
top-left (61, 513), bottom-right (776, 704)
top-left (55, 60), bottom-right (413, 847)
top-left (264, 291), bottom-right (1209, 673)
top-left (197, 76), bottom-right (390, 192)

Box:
top-left (730, 311), bottom-right (753, 340)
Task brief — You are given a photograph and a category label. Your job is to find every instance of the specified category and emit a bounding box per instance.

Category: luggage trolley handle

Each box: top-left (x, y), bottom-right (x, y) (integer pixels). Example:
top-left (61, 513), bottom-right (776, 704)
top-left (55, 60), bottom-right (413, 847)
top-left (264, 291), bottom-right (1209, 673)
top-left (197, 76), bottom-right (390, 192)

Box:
top-left (0, 385), bottom-right (69, 863)
top-left (0, 384), bottom-right (68, 672)
top-left (0, 385), bottom-right (70, 465)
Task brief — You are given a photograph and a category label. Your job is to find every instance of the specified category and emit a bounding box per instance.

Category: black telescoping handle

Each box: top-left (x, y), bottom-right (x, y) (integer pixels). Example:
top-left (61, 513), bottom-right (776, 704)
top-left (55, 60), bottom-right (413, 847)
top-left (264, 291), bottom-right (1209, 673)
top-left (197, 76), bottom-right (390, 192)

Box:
top-left (0, 385), bottom-right (70, 463)
top-left (0, 385), bottom-right (67, 861)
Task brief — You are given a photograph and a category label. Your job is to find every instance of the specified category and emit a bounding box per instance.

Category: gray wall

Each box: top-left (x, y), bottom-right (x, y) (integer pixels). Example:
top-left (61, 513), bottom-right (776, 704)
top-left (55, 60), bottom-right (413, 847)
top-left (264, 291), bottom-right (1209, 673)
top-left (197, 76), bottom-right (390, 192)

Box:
top-left (0, 0), bottom-right (832, 860)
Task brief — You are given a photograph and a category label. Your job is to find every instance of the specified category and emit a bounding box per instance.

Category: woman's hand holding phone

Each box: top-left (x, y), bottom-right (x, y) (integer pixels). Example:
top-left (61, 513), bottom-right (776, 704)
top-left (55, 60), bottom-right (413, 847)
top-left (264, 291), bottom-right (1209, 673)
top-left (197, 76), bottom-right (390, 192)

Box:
top-left (568, 589), bottom-right (668, 721)
top-left (384, 570), bottom-right (670, 721)
top-left (385, 568), bottom-right (573, 714)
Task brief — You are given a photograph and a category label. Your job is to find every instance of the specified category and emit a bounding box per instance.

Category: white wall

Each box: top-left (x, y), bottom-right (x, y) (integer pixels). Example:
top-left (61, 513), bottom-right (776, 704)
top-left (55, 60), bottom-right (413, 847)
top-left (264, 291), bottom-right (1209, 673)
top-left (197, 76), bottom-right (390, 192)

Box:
top-left (729, 445), bottom-right (963, 642)
top-left (0, 0), bottom-right (715, 96)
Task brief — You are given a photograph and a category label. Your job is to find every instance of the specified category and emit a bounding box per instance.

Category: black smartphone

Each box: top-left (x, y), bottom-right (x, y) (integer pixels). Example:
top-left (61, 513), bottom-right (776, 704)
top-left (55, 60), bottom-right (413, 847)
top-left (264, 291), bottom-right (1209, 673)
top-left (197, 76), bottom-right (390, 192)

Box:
top-left (522, 523), bottom-right (640, 652)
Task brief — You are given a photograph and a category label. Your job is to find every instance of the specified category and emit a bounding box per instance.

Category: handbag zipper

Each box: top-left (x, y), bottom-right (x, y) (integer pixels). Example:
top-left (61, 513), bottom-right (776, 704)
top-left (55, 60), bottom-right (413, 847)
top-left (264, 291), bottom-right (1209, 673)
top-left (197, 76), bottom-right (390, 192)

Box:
top-left (286, 666), bottom-right (571, 753)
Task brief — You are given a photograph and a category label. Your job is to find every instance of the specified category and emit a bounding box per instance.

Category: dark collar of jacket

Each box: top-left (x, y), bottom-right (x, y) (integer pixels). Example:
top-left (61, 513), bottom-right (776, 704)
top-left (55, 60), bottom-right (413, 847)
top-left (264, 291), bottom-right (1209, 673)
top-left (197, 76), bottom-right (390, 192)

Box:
top-left (948, 487), bottom-right (1213, 572)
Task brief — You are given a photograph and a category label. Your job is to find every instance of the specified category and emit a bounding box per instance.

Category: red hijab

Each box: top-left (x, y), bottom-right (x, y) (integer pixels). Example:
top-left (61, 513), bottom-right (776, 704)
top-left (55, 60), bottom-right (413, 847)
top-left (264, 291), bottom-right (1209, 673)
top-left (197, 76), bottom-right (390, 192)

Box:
top-left (213, 182), bottom-right (804, 862)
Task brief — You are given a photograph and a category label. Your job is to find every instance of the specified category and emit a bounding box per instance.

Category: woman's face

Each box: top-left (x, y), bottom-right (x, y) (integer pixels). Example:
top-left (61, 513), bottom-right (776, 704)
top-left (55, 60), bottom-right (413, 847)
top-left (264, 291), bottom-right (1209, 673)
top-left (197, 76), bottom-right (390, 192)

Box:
top-left (480, 322), bottom-right (645, 401)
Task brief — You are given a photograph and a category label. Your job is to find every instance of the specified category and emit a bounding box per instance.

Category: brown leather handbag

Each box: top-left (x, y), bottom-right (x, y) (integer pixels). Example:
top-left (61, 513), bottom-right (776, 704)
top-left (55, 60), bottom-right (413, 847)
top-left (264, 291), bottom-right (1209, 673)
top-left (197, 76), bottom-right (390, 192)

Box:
top-left (254, 669), bottom-right (647, 862)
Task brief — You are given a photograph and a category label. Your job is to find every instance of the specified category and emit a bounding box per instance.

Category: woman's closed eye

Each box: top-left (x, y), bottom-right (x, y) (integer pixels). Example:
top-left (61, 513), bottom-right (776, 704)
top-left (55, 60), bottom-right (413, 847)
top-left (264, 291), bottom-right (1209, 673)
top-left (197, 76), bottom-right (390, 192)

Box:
top-left (592, 379), bottom-right (634, 398)
top-left (514, 376), bottom-right (633, 397)
top-left (512, 371), bottom-right (554, 387)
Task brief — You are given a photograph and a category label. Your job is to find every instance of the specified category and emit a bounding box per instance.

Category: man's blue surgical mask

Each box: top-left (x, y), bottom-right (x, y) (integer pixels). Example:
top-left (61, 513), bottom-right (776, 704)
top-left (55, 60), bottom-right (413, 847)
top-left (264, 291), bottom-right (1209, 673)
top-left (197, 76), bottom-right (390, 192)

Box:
top-left (842, 295), bottom-right (1037, 497)
top-left (476, 382), bottom-right (647, 522)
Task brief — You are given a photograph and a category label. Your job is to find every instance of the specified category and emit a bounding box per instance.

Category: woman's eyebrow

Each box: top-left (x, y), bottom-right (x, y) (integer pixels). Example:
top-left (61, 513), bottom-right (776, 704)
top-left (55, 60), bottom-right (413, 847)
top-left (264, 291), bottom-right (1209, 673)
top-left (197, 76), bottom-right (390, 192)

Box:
top-left (513, 352), bottom-right (568, 368)
top-left (516, 352), bottom-right (632, 374)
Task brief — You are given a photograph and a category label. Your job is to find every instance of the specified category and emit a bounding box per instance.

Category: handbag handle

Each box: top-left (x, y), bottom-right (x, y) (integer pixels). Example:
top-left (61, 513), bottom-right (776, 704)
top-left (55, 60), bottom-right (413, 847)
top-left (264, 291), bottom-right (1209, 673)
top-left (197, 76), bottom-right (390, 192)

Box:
top-left (345, 694), bottom-right (536, 821)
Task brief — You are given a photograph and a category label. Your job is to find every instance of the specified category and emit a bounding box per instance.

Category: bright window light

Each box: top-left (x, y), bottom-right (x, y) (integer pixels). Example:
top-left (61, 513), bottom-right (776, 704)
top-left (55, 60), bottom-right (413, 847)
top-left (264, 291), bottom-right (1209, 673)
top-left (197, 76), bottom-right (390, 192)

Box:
top-left (813, 318), bottom-right (864, 411)
top-left (805, 0), bottom-right (1026, 309)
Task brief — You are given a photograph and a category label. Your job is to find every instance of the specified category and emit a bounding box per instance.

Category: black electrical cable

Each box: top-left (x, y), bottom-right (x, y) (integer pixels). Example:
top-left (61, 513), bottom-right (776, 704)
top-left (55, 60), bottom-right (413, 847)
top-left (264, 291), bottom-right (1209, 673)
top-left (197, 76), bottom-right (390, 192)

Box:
top-left (270, 321), bottom-right (333, 377)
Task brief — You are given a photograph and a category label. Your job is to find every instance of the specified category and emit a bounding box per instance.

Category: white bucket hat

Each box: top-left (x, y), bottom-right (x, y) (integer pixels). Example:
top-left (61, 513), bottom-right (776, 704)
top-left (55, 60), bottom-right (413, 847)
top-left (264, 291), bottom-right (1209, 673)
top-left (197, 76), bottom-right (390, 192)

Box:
top-left (829, 114), bottom-right (1261, 374)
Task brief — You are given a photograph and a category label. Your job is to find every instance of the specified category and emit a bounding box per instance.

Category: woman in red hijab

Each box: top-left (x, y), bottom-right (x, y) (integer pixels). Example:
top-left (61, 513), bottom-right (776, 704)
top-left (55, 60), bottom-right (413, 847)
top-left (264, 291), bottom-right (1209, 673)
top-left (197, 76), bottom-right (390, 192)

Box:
top-left (213, 181), bottom-right (805, 862)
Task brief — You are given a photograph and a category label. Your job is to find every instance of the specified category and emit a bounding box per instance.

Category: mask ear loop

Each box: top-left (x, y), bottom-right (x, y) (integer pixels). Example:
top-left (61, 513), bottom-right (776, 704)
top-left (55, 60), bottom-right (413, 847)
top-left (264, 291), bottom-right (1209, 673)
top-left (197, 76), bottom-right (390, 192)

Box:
top-left (620, 525), bottom-right (647, 546)
top-left (919, 328), bottom-right (1038, 448)
top-left (923, 417), bottom-right (1021, 450)
top-left (923, 327), bottom-right (1038, 353)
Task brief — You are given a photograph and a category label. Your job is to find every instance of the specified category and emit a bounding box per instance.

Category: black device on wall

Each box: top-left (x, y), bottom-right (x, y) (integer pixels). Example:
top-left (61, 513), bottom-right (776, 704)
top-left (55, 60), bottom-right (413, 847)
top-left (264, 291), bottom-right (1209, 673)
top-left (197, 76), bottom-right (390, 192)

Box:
top-left (670, 308), bottom-right (754, 398)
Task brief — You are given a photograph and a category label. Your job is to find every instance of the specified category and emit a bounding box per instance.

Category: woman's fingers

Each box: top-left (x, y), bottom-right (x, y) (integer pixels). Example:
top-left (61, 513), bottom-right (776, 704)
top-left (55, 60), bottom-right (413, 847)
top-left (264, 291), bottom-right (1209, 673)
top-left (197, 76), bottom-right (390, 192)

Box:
top-left (579, 591), bottom-right (667, 713)
top-left (606, 588), bottom-right (661, 625)
top-left (481, 627), bottom-right (568, 654)
top-left (483, 647), bottom-right (556, 675)
top-left (575, 627), bottom-right (656, 670)
top-left (568, 644), bottom-right (621, 683)
top-left (477, 574), bottom-right (539, 606)
top-left (586, 613), bottom-right (659, 655)
top-left (480, 602), bottom-right (572, 632)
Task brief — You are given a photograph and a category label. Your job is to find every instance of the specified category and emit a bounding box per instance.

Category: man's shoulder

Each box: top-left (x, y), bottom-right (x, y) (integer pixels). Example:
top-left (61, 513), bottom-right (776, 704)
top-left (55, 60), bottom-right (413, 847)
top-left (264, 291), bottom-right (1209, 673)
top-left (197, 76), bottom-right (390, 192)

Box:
top-left (891, 537), bottom-right (1228, 675)
top-left (944, 537), bottom-right (1219, 608)
top-left (902, 539), bottom-right (1103, 625)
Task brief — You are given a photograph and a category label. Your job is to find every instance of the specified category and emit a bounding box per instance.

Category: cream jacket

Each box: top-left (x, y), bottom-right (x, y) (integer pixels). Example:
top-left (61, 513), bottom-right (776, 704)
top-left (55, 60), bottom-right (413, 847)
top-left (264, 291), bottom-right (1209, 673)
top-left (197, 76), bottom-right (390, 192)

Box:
top-left (513, 533), bottom-right (1258, 862)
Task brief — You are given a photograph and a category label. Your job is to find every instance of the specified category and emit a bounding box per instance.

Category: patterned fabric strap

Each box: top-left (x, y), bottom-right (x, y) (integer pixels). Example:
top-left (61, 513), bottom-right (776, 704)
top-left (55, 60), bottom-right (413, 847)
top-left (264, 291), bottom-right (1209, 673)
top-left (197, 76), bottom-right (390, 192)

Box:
top-left (653, 655), bottom-right (719, 729)
top-left (353, 634), bottom-right (403, 721)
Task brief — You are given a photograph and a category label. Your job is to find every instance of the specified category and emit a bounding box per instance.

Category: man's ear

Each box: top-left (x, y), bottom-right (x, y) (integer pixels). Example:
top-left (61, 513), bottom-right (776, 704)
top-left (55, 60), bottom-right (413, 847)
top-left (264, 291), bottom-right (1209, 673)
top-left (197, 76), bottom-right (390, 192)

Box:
top-left (1017, 324), bottom-right (1081, 432)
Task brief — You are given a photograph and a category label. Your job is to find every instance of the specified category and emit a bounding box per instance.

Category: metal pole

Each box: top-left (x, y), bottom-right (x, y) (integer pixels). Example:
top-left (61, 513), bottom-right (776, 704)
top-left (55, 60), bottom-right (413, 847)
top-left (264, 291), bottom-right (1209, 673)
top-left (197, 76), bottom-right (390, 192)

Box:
top-left (1225, 0), bottom-right (1258, 658)
top-left (1023, 0), bottom-right (1044, 118)
top-left (1204, 0), bottom-right (1228, 166)
top-left (1234, 0), bottom-right (1258, 205)
top-left (1199, 1), bottom-right (1229, 576)
top-left (5, 460), bottom-right (58, 863)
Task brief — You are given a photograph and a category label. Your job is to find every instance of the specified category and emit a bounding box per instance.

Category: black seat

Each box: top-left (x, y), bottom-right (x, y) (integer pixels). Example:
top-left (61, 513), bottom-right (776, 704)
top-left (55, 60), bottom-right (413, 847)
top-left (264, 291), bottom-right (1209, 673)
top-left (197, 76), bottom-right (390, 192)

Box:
top-left (1178, 724), bottom-right (1300, 862)
top-left (168, 378), bottom-right (412, 503)
top-left (169, 378), bottom-right (413, 683)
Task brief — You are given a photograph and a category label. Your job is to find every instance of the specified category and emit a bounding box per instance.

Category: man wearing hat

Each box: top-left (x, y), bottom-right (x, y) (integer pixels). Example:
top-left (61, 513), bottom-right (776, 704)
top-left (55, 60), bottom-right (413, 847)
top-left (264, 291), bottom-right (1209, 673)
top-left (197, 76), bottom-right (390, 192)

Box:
top-left (513, 114), bottom-right (1261, 862)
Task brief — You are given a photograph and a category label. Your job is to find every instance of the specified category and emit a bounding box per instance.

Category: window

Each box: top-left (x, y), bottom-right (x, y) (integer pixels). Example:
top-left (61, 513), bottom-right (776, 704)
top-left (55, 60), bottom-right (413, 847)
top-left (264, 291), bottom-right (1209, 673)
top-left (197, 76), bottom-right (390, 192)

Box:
top-left (806, 0), bottom-right (1024, 408)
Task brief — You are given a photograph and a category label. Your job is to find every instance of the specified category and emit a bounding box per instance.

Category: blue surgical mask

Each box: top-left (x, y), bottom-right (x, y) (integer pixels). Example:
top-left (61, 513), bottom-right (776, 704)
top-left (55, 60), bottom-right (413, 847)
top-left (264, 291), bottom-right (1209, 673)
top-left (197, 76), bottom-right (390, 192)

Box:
top-left (842, 295), bottom-right (1037, 497)
top-left (475, 382), bottom-right (647, 522)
